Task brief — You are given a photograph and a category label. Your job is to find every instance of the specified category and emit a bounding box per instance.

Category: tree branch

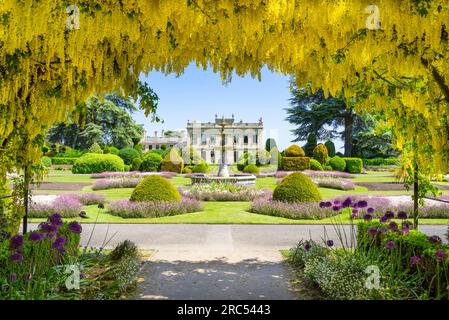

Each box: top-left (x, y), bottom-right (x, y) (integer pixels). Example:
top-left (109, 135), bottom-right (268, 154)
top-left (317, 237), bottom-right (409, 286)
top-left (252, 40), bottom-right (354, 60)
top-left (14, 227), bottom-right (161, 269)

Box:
top-left (421, 57), bottom-right (449, 103)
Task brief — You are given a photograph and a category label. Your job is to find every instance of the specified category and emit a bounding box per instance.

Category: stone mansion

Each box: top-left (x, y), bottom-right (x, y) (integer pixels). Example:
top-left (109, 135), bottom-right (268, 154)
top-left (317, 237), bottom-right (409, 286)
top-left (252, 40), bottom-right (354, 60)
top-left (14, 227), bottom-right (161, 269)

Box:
top-left (141, 115), bottom-right (264, 165)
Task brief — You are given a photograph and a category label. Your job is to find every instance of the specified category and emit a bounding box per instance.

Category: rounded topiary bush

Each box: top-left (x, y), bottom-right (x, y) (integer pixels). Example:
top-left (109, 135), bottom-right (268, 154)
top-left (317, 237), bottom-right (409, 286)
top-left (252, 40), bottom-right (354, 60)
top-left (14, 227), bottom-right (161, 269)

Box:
top-left (130, 175), bottom-right (181, 202)
top-left (88, 142), bottom-right (104, 154)
top-left (329, 156), bottom-right (346, 172)
top-left (160, 148), bottom-right (184, 173)
top-left (119, 147), bottom-right (140, 165)
top-left (310, 159), bottom-right (324, 171)
top-left (273, 172), bottom-right (322, 203)
top-left (192, 161), bottom-right (209, 173)
top-left (243, 164), bottom-right (260, 174)
top-left (72, 153), bottom-right (125, 174)
top-left (131, 157), bottom-right (142, 171)
top-left (284, 144), bottom-right (305, 157)
top-left (140, 153), bottom-right (162, 172)
top-left (324, 140), bottom-right (336, 157)
top-left (313, 144), bottom-right (328, 165)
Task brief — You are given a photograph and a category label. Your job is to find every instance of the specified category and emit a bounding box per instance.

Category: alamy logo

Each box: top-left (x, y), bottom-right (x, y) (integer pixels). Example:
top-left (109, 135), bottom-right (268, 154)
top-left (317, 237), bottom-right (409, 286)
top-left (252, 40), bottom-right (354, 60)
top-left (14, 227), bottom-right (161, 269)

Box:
top-left (365, 5), bottom-right (381, 30)
top-left (364, 265), bottom-right (380, 289)
top-left (65, 264), bottom-right (81, 290)
top-left (66, 5), bottom-right (80, 31)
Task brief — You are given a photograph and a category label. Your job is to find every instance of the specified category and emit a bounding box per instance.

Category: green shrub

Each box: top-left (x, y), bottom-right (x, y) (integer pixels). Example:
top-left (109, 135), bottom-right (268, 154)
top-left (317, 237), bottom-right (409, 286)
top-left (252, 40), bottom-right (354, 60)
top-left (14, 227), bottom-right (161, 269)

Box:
top-left (343, 157), bottom-right (363, 174)
top-left (363, 158), bottom-right (401, 167)
top-left (130, 175), bottom-right (181, 202)
top-left (124, 165), bottom-right (131, 172)
top-left (324, 165), bottom-right (333, 171)
top-left (273, 172), bottom-right (322, 203)
top-left (89, 142), bottom-right (104, 154)
top-left (282, 157), bottom-right (310, 171)
top-left (183, 166), bottom-right (193, 174)
top-left (313, 144), bottom-right (328, 165)
top-left (40, 156), bottom-right (52, 168)
top-left (51, 157), bottom-right (77, 165)
top-left (309, 159), bottom-right (324, 171)
top-left (243, 164), bottom-right (260, 174)
top-left (329, 156), bottom-right (346, 172)
top-left (324, 140), bottom-right (336, 157)
top-left (237, 152), bottom-right (256, 171)
top-left (192, 161), bottom-right (209, 173)
top-left (303, 133), bottom-right (317, 157)
top-left (140, 153), bottom-right (162, 172)
top-left (119, 147), bottom-right (140, 165)
top-left (144, 149), bottom-right (164, 157)
top-left (104, 146), bottom-right (120, 155)
top-left (131, 157), bottom-right (142, 171)
top-left (284, 144), bottom-right (305, 157)
top-left (72, 153), bottom-right (125, 174)
top-left (160, 148), bottom-right (184, 173)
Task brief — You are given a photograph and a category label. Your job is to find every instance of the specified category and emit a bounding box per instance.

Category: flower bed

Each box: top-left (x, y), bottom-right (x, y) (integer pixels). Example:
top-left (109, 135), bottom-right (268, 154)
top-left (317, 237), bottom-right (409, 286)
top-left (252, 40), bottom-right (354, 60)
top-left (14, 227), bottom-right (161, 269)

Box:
top-left (275, 170), bottom-right (354, 179)
top-left (249, 198), bottom-right (338, 220)
top-left (90, 171), bottom-right (176, 179)
top-left (179, 183), bottom-right (269, 201)
top-left (312, 178), bottom-right (356, 190)
top-left (107, 197), bottom-right (203, 218)
top-left (92, 178), bottom-right (142, 190)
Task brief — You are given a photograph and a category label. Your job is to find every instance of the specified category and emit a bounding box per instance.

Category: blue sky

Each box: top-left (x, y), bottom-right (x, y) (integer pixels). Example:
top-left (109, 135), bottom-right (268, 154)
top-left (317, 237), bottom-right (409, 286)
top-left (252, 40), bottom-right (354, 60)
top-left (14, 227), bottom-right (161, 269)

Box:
top-left (135, 63), bottom-right (343, 152)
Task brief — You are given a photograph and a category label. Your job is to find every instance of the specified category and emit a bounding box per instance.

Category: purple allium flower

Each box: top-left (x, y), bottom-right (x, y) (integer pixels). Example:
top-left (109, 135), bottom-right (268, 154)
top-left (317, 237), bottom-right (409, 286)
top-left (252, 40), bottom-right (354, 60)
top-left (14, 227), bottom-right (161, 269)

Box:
top-left (98, 203), bottom-right (105, 209)
top-left (11, 252), bottom-right (23, 263)
top-left (9, 274), bottom-right (17, 282)
top-left (350, 213), bottom-right (358, 219)
top-left (388, 221), bottom-right (398, 231)
top-left (397, 211), bottom-right (407, 220)
top-left (352, 208), bottom-right (359, 214)
top-left (352, 202), bottom-right (358, 208)
top-left (368, 227), bottom-right (378, 236)
top-left (49, 213), bottom-right (63, 227)
top-left (385, 211), bottom-right (395, 219)
top-left (304, 243), bottom-right (311, 251)
top-left (410, 255), bottom-right (422, 266)
top-left (333, 200), bottom-right (341, 205)
top-left (367, 207), bottom-right (375, 214)
top-left (385, 240), bottom-right (395, 249)
top-left (402, 221), bottom-right (414, 230)
top-left (29, 232), bottom-right (44, 242)
top-left (326, 240), bottom-right (334, 247)
top-left (9, 235), bottom-right (23, 250)
top-left (380, 227), bottom-right (388, 234)
top-left (319, 201), bottom-right (326, 208)
top-left (332, 205), bottom-right (340, 212)
top-left (428, 235), bottom-right (442, 245)
top-left (402, 228), bottom-right (410, 235)
top-left (68, 221), bottom-right (82, 234)
top-left (324, 201), bottom-right (332, 208)
top-left (363, 214), bottom-right (373, 222)
top-left (342, 197), bottom-right (352, 208)
top-left (80, 273), bottom-right (84, 279)
top-left (435, 249), bottom-right (448, 261)
top-left (357, 200), bottom-right (368, 208)
top-left (380, 216), bottom-right (389, 223)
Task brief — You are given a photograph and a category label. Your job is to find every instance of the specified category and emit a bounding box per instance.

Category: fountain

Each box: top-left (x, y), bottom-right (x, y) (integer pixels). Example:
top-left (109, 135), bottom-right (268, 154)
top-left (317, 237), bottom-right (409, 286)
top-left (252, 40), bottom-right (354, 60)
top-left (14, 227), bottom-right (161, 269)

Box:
top-left (190, 115), bottom-right (256, 186)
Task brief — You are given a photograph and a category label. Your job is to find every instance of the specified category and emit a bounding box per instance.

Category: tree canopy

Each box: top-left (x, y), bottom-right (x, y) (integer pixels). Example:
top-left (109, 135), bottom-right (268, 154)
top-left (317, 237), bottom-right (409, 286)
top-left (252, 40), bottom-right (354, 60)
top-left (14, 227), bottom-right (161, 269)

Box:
top-left (1, 0), bottom-right (449, 177)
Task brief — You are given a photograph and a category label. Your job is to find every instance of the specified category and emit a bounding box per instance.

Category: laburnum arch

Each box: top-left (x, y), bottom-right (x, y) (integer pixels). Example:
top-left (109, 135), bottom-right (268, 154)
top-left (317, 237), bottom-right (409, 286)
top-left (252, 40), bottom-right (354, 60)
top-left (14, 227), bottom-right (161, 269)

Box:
top-left (1, 0), bottom-right (449, 178)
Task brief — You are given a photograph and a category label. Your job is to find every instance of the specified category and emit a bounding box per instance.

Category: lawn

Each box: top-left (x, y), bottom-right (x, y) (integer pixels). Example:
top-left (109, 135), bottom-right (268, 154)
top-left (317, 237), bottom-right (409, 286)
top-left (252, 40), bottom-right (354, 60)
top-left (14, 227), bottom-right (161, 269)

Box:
top-left (28, 170), bottom-right (449, 225)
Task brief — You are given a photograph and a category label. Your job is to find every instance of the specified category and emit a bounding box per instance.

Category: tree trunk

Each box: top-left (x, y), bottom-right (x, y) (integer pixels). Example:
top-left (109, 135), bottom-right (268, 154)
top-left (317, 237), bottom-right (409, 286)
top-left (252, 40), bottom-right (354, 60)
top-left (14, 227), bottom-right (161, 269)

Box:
top-left (413, 163), bottom-right (419, 230)
top-left (344, 108), bottom-right (354, 157)
top-left (22, 166), bottom-right (31, 234)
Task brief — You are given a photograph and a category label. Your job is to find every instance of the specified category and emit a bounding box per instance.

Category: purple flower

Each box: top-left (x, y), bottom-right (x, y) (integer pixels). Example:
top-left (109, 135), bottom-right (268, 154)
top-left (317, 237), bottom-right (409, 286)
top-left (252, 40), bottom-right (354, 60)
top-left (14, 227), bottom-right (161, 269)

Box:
top-left (402, 228), bottom-right (409, 235)
top-left (385, 240), bottom-right (395, 249)
top-left (98, 203), bottom-right (105, 209)
top-left (385, 211), bottom-right (395, 219)
top-left (325, 201), bottom-right (332, 208)
top-left (435, 249), bottom-right (448, 261)
top-left (48, 213), bottom-right (63, 227)
top-left (319, 201), bottom-right (326, 208)
top-left (332, 205), bottom-right (340, 212)
top-left (326, 240), bottom-right (334, 247)
top-left (304, 243), bottom-right (311, 251)
top-left (367, 207), bottom-right (374, 214)
top-left (380, 227), bottom-right (388, 234)
top-left (11, 252), bottom-right (23, 263)
top-left (397, 211), bottom-right (407, 219)
top-left (380, 216), bottom-right (389, 223)
top-left (68, 221), bottom-right (82, 234)
top-left (342, 197), bottom-right (352, 208)
top-left (363, 214), bottom-right (373, 222)
top-left (352, 208), bottom-right (359, 214)
top-left (350, 213), bottom-right (358, 219)
top-left (428, 235), bottom-right (442, 245)
top-left (9, 235), bottom-right (23, 250)
top-left (368, 227), bottom-right (378, 236)
top-left (402, 221), bottom-right (414, 230)
top-left (29, 232), bottom-right (44, 242)
top-left (410, 255), bottom-right (422, 266)
top-left (388, 221), bottom-right (398, 231)
top-left (9, 274), bottom-right (17, 282)
top-left (357, 200), bottom-right (368, 208)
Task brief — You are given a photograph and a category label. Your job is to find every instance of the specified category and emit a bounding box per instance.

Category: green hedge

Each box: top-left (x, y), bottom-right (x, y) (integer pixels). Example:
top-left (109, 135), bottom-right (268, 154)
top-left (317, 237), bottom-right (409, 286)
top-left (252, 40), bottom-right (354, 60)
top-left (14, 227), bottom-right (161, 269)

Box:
top-left (363, 158), bottom-right (400, 167)
top-left (119, 148), bottom-right (140, 165)
top-left (273, 172), bottom-right (322, 203)
top-left (192, 161), bottom-right (209, 173)
top-left (284, 145), bottom-right (305, 157)
top-left (329, 156), bottom-right (346, 172)
top-left (140, 153), bottom-right (162, 172)
top-left (51, 157), bottom-right (77, 165)
top-left (130, 175), bottom-right (181, 202)
top-left (309, 159), bottom-right (324, 171)
top-left (343, 157), bottom-right (363, 173)
top-left (282, 157), bottom-right (310, 171)
top-left (72, 153), bottom-right (125, 174)
top-left (243, 164), bottom-right (260, 174)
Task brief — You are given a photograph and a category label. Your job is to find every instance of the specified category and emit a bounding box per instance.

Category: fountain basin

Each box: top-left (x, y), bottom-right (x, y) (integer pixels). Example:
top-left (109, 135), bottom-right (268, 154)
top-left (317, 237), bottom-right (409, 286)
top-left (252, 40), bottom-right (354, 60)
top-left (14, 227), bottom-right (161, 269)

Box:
top-left (190, 174), bottom-right (256, 186)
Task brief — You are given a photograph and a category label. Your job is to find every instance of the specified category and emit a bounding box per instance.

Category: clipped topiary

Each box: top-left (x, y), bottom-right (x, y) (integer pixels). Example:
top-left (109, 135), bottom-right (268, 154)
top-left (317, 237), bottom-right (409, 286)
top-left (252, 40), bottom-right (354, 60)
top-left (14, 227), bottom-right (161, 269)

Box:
top-left (282, 157), bottom-right (310, 171)
top-left (284, 144), bottom-right (305, 157)
top-left (140, 153), bottom-right (163, 172)
top-left (89, 142), bottom-right (104, 154)
top-left (104, 146), bottom-right (120, 155)
top-left (119, 147), bottom-right (140, 165)
top-left (273, 172), bottom-right (322, 203)
top-left (310, 159), bottom-right (324, 171)
top-left (192, 161), bottom-right (209, 173)
top-left (130, 175), bottom-right (181, 202)
top-left (303, 133), bottom-right (317, 157)
top-left (329, 156), bottom-right (346, 172)
top-left (72, 153), bottom-right (125, 174)
top-left (313, 144), bottom-right (328, 165)
top-left (325, 140), bottom-right (336, 157)
top-left (131, 157), bottom-right (142, 171)
top-left (160, 148), bottom-right (184, 173)
top-left (243, 164), bottom-right (260, 174)
top-left (343, 157), bottom-right (363, 174)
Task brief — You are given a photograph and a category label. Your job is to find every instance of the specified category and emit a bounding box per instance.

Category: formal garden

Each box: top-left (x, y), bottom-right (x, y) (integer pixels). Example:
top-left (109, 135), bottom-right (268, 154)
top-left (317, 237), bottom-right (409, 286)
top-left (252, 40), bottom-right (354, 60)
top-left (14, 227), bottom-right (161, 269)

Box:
top-left (1, 1), bottom-right (449, 301)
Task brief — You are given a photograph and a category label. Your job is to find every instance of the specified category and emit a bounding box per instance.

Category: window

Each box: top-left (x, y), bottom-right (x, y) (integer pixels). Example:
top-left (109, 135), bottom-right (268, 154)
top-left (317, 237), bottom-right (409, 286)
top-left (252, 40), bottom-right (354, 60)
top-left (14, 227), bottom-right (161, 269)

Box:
top-left (201, 134), bottom-right (207, 145)
top-left (155, 145), bottom-right (160, 149)
top-left (233, 135), bottom-right (238, 144)
top-left (243, 135), bottom-right (249, 145)
top-left (149, 145), bottom-right (153, 150)
top-left (201, 150), bottom-right (207, 160)
top-left (234, 151), bottom-right (238, 163)
top-left (211, 151), bottom-right (215, 164)
top-left (253, 134), bottom-right (258, 144)
top-left (210, 136), bottom-right (216, 146)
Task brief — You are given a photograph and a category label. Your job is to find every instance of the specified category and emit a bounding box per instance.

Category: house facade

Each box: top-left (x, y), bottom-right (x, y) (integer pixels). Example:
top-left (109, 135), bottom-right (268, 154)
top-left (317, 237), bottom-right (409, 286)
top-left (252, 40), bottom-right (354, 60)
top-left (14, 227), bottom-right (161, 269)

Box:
top-left (141, 130), bottom-right (186, 151)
